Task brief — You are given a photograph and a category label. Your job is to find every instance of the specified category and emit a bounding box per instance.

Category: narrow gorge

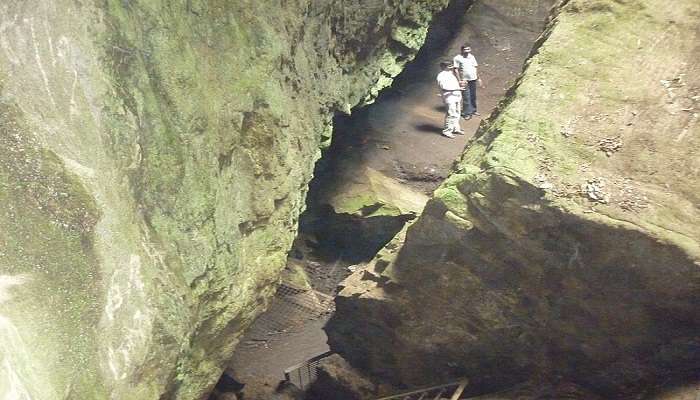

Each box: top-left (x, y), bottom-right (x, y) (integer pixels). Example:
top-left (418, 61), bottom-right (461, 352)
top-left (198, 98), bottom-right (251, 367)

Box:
top-left (0, 1), bottom-right (698, 400)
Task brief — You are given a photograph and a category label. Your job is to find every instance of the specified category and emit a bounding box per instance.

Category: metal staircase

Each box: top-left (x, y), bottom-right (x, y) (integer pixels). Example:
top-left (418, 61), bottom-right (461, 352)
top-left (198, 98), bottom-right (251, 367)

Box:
top-left (375, 379), bottom-right (469, 400)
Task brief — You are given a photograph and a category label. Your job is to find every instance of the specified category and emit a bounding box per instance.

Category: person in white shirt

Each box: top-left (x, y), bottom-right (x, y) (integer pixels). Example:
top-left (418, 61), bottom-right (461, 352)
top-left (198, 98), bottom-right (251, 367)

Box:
top-left (436, 61), bottom-right (465, 138)
top-left (453, 45), bottom-right (482, 118)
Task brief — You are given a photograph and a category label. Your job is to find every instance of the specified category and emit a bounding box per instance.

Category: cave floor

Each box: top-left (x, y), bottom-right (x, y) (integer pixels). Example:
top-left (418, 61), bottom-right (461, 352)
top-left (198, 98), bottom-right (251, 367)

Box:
top-left (226, 1), bottom-right (557, 399)
top-left (327, 0), bottom-right (557, 195)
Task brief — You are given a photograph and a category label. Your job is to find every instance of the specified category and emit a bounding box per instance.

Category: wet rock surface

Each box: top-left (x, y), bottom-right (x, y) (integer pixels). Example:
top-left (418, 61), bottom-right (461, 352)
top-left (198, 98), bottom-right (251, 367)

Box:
top-left (328, 0), bottom-right (700, 397)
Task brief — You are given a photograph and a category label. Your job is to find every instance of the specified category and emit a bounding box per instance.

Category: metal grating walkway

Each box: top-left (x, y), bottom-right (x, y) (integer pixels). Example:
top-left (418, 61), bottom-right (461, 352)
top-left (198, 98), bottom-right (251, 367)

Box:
top-left (230, 282), bottom-right (335, 385)
top-left (238, 283), bottom-right (335, 349)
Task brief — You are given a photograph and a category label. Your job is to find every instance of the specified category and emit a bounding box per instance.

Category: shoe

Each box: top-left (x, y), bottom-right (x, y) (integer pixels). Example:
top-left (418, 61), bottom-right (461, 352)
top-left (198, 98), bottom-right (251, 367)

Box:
top-left (441, 131), bottom-right (455, 138)
top-left (454, 130), bottom-right (465, 135)
top-left (462, 115), bottom-right (472, 120)
top-left (472, 111), bottom-right (480, 116)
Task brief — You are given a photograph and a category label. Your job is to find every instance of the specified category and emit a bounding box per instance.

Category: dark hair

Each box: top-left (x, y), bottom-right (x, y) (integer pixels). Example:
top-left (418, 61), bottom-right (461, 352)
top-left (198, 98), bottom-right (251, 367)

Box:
top-left (440, 61), bottom-right (451, 69)
top-left (461, 45), bottom-right (471, 50)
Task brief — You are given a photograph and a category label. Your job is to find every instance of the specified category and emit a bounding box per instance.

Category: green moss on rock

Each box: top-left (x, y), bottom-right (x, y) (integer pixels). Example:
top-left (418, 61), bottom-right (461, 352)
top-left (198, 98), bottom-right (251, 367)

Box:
top-left (0, 91), bottom-right (106, 399)
top-left (0, 0), bottom-right (452, 398)
top-left (328, 0), bottom-right (700, 396)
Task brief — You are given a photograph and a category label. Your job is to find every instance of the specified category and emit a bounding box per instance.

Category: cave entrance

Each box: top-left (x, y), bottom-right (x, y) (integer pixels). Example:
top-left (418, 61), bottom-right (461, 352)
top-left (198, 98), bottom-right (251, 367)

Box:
top-left (217, 1), bottom-right (557, 398)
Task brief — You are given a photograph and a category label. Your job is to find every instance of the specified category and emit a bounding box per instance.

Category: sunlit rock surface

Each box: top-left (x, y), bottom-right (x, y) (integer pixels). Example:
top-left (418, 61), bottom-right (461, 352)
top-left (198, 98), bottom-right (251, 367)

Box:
top-left (298, 167), bottom-right (428, 262)
top-left (328, 0), bottom-right (700, 396)
top-left (326, 167), bottom-right (428, 219)
top-left (0, 0), bottom-right (451, 398)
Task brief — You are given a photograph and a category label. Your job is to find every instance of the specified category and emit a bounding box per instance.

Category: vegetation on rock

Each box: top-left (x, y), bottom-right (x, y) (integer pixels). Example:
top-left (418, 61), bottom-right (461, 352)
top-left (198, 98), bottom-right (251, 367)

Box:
top-left (0, 0), bottom-right (450, 398)
top-left (328, 0), bottom-right (700, 396)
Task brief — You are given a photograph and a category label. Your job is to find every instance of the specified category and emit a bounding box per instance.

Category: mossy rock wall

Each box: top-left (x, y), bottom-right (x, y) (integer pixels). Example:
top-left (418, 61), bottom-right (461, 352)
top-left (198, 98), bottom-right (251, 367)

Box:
top-left (328, 0), bottom-right (700, 396)
top-left (0, 0), bottom-right (451, 398)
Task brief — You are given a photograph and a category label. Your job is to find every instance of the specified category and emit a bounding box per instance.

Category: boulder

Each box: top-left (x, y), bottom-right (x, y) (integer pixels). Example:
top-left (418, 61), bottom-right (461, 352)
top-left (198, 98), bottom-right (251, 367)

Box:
top-left (302, 167), bottom-right (429, 262)
top-left (327, 167), bottom-right (429, 219)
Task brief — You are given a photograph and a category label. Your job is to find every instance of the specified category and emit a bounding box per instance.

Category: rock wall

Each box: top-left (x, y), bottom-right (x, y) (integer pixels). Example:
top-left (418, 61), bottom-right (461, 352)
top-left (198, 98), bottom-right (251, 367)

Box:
top-left (0, 0), bottom-right (451, 398)
top-left (328, 0), bottom-right (700, 396)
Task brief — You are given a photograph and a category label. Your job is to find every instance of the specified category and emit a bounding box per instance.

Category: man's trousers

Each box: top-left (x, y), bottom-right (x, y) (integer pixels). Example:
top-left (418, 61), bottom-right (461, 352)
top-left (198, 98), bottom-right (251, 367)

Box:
top-left (460, 86), bottom-right (471, 117)
top-left (466, 79), bottom-right (477, 114)
top-left (443, 94), bottom-right (462, 135)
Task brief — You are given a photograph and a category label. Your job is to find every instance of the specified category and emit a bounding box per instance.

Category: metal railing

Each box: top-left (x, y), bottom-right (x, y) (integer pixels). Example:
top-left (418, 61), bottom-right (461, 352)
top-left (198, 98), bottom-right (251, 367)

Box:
top-left (376, 379), bottom-right (469, 400)
top-left (283, 351), bottom-right (334, 390)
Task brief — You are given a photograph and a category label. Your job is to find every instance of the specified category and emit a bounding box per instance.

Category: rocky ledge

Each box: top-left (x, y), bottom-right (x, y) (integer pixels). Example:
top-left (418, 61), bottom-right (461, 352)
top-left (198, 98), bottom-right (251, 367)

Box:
top-left (327, 0), bottom-right (700, 397)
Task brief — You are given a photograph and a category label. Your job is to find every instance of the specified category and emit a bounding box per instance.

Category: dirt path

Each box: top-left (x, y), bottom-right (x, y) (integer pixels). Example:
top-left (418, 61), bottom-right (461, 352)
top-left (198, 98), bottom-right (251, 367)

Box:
top-left (329, 0), bottom-right (557, 193)
top-left (227, 1), bottom-right (557, 398)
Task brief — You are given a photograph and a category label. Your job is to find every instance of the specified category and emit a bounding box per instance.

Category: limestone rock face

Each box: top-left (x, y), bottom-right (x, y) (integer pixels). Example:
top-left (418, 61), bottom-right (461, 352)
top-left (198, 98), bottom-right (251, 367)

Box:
top-left (0, 0), bottom-right (450, 398)
top-left (327, 0), bottom-right (700, 396)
